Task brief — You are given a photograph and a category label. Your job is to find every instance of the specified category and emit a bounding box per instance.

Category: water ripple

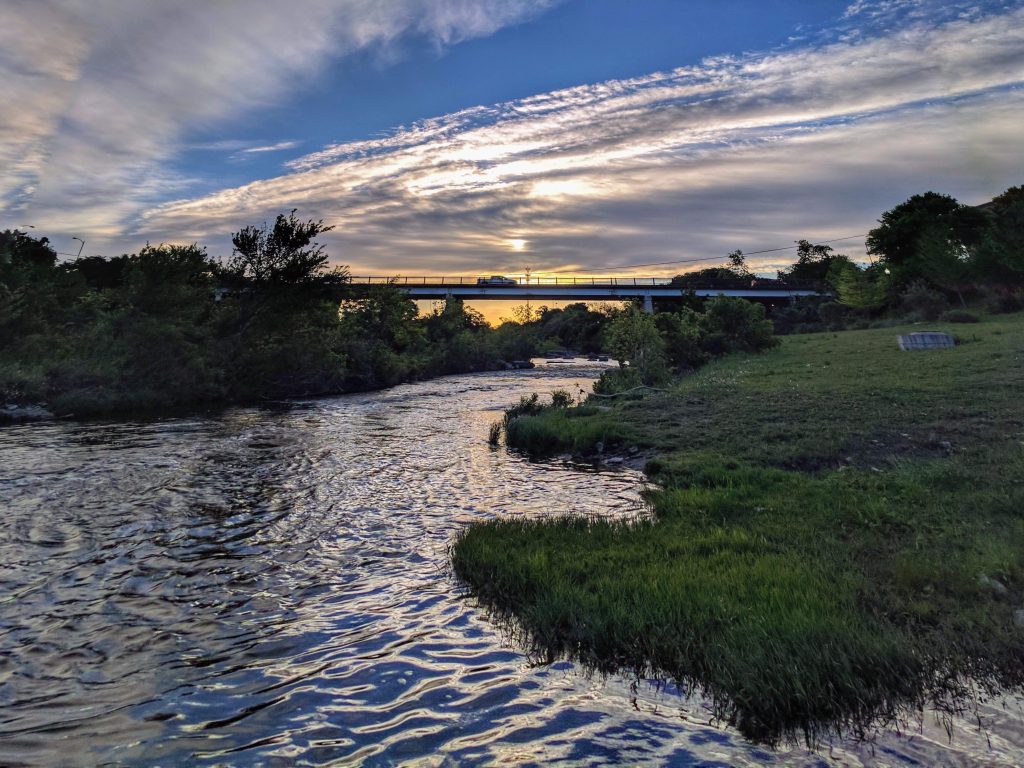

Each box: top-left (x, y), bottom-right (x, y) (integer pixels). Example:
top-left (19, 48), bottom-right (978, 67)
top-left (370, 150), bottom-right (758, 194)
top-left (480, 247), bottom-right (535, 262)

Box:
top-left (0, 362), bottom-right (1020, 766)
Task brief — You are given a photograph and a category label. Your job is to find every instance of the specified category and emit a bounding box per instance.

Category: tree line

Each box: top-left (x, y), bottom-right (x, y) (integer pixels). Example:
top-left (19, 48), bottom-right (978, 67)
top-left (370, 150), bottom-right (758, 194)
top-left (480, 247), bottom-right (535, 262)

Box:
top-left (691, 185), bottom-right (1023, 333)
top-left (0, 212), bottom-right (518, 415)
top-left (3, 185), bottom-right (1019, 414)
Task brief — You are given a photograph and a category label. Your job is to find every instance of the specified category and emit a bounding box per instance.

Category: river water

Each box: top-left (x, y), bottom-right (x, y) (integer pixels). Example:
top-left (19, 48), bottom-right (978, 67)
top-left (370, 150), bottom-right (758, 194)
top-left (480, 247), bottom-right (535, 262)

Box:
top-left (1, 361), bottom-right (1021, 767)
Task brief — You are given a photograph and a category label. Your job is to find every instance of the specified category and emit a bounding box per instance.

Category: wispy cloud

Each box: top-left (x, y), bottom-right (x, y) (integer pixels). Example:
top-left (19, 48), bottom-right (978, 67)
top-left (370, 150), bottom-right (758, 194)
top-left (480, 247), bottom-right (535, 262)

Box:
top-left (3, 1), bottom-right (1022, 275)
top-left (138, 2), bottom-right (1024, 274)
top-left (0, 0), bottom-right (559, 239)
top-left (242, 141), bottom-right (302, 154)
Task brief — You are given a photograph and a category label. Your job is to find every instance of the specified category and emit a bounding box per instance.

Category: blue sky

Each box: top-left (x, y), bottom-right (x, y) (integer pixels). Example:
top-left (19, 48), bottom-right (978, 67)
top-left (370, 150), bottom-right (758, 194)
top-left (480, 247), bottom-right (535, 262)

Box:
top-left (180, 0), bottom-right (852, 186)
top-left (2, 0), bottom-right (1023, 281)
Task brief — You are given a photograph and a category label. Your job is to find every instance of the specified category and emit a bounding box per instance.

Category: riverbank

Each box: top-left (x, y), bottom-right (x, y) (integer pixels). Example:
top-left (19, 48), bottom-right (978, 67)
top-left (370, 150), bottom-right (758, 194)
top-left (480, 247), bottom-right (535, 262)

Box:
top-left (0, 358), bottom-right (536, 424)
top-left (451, 312), bottom-right (1024, 744)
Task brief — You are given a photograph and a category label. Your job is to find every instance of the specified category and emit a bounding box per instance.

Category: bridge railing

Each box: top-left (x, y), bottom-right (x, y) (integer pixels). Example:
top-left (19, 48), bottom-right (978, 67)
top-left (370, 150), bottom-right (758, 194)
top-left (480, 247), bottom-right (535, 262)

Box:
top-left (347, 276), bottom-right (678, 286)
top-left (346, 276), bottom-right (825, 290)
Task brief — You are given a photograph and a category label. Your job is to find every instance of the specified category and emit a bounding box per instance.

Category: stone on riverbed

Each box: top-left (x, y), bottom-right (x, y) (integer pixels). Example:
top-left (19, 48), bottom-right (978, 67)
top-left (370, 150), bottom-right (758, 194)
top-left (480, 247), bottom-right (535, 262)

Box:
top-left (0, 404), bottom-right (55, 423)
top-left (979, 573), bottom-right (1009, 596)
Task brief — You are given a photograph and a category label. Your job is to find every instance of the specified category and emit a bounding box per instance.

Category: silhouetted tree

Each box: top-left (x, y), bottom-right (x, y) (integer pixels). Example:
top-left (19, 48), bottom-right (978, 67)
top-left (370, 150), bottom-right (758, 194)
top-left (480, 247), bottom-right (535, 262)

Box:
top-left (228, 209), bottom-right (346, 289)
top-left (866, 192), bottom-right (986, 288)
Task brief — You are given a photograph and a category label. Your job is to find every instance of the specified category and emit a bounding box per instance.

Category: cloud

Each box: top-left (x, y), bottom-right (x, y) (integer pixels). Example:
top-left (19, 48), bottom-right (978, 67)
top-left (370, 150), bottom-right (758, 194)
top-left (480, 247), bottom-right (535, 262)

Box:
top-left (0, 0), bottom-right (559, 240)
top-left (242, 141), bottom-right (303, 154)
top-left (135, 2), bottom-right (1024, 275)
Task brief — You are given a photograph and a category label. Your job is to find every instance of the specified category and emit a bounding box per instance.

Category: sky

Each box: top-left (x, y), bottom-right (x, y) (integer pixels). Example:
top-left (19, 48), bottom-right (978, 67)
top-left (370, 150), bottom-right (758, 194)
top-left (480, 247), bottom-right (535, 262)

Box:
top-left (2, 0), bottom-right (1023, 294)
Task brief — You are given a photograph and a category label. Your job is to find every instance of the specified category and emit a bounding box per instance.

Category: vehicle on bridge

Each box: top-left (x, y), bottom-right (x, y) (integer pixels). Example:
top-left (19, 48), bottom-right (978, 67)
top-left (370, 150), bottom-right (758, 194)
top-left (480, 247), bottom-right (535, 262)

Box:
top-left (476, 275), bottom-right (517, 286)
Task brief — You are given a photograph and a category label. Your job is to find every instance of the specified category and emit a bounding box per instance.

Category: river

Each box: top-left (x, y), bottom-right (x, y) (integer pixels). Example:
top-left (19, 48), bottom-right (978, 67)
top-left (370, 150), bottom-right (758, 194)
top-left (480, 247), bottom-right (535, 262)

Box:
top-left (1, 361), bottom-right (1021, 766)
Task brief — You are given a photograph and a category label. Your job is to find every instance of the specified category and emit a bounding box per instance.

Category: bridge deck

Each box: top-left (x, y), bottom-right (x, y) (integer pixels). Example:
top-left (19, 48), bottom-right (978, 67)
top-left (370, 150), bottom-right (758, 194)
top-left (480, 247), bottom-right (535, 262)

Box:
top-left (345, 276), bottom-right (822, 302)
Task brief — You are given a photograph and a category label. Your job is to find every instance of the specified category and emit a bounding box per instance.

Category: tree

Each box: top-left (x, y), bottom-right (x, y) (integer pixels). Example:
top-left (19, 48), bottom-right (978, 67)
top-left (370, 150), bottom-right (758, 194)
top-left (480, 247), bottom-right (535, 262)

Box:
top-left (0, 230), bottom-right (57, 272)
top-left (228, 209), bottom-right (346, 289)
top-left (973, 185), bottom-right (1024, 285)
top-left (655, 308), bottom-right (705, 370)
top-left (835, 262), bottom-right (888, 310)
top-left (916, 225), bottom-right (971, 306)
top-left (699, 296), bottom-right (777, 353)
top-left (777, 240), bottom-right (847, 283)
top-left (728, 249), bottom-right (751, 277)
top-left (866, 192), bottom-right (986, 288)
top-left (605, 304), bottom-right (667, 384)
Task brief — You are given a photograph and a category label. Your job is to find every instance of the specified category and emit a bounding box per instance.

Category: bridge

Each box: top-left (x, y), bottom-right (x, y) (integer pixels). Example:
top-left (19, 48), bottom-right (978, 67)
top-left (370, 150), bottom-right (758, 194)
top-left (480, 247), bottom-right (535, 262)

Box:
top-left (346, 276), bottom-right (823, 312)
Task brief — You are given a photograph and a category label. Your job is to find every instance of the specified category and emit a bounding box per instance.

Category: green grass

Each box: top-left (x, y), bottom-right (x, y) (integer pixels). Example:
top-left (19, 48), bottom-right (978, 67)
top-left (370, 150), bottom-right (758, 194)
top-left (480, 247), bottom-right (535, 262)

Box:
top-left (451, 314), bottom-right (1024, 744)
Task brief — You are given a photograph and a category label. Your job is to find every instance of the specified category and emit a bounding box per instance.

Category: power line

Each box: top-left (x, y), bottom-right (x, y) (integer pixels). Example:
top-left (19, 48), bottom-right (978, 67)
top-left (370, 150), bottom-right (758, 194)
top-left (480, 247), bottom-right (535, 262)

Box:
top-left (553, 233), bottom-right (869, 273)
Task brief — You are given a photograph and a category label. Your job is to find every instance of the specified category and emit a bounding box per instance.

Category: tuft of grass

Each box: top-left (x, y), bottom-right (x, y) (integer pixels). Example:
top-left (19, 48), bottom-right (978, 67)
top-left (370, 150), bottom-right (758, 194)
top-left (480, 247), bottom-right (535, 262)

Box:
top-left (454, 312), bottom-right (1024, 744)
top-left (487, 420), bottom-right (502, 446)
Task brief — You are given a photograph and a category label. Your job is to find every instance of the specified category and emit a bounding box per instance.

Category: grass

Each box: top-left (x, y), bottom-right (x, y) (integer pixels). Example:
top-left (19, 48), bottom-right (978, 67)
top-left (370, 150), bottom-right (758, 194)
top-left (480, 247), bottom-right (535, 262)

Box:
top-left (451, 313), bottom-right (1024, 744)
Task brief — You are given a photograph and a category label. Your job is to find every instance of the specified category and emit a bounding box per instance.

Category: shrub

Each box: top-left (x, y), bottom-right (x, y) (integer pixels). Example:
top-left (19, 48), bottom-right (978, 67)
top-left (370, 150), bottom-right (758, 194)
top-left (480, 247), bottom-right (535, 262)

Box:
top-left (769, 298), bottom-right (828, 335)
top-left (818, 301), bottom-right (850, 328)
top-left (503, 393), bottom-right (542, 425)
top-left (900, 281), bottom-right (947, 321)
top-left (939, 309), bottom-right (980, 323)
top-left (592, 366), bottom-right (645, 395)
top-left (700, 297), bottom-right (778, 353)
top-left (655, 309), bottom-right (706, 368)
top-left (982, 288), bottom-right (1024, 315)
top-left (551, 389), bottom-right (574, 408)
top-left (605, 305), bottom-right (668, 384)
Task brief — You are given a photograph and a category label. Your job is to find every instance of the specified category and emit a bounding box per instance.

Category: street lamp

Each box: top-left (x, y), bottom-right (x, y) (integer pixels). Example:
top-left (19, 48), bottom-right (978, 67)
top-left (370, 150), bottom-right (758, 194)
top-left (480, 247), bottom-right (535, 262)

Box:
top-left (72, 236), bottom-right (85, 259)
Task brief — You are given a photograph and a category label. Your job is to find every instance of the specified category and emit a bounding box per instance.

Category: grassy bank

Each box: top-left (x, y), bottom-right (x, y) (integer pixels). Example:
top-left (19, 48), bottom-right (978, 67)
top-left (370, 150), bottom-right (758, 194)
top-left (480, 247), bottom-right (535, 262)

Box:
top-left (452, 313), bottom-right (1024, 744)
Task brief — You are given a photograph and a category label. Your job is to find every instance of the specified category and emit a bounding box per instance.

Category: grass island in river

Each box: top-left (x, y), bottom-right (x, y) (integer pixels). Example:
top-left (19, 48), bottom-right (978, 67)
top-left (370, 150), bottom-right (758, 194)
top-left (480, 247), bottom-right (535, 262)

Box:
top-left (452, 311), bottom-right (1024, 744)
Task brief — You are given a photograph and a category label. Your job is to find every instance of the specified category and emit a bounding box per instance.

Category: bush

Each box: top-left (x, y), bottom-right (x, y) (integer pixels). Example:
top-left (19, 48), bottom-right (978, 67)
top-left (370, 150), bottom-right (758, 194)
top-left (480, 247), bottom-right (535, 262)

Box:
top-left (769, 298), bottom-right (828, 335)
top-left (818, 301), bottom-right (850, 328)
top-left (982, 288), bottom-right (1024, 315)
top-left (655, 309), bottom-right (706, 368)
top-left (900, 281), bottom-right (947, 321)
top-left (939, 309), bottom-right (980, 323)
top-left (503, 393), bottom-right (542, 425)
top-left (700, 297), bottom-right (778, 353)
top-left (592, 366), bottom-right (645, 395)
top-left (551, 389), bottom-right (574, 408)
top-left (605, 305), bottom-right (668, 384)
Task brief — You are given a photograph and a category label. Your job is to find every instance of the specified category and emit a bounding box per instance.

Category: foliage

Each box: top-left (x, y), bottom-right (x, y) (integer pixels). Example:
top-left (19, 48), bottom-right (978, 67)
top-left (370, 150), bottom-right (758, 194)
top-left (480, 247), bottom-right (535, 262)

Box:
top-left (654, 309), bottom-right (705, 370)
top-left (603, 304), bottom-right (668, 384)
top-left (591, 365), bottom-right (646, 395)
top-left (0, 221), bottom-right (533, 414)
top-left (866, 191), bottom-right (986, 289)
top-left (727, 249), bottom-right (750, 277)
top-left (938, 309), bottom-right (979, 323)
top-left (532, 303), bottom-right (609, 353)
top-left (550, 389), bottom-right (574, 408)
top-left (227, 209), bottom-right (345, 289)
top-left (899, 280), bottom-right (947, 322)
top-left (777, 240), bottom-right (850, 283)
top-left (670, 266), bottom-right (745, 284)
top-left (503, 393), bottom-right (543, 425)
top-left (973, 185), bottom-right (1024, 283)
top-left (835, 261), bottom-right (888, 310)
top-left (699, 296), bottom-right (777, 353)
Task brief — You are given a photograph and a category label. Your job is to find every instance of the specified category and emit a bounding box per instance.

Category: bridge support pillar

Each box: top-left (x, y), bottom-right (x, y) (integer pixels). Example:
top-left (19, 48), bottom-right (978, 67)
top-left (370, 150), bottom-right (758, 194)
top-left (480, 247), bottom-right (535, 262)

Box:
top-left (642, 295), bottom-right (654, 314)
